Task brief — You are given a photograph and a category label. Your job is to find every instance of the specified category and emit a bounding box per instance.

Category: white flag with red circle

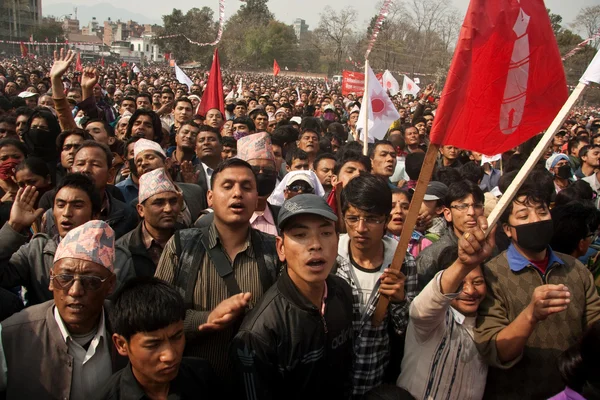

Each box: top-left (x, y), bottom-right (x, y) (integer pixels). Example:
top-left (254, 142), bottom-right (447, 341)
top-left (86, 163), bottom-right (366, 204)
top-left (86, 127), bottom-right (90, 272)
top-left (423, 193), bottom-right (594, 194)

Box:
top-left (382, 70), bottom-right (400, 96)
top-left (402, 75), bottom-right (420, 97)
top-left (357, 65), bottom-right (401, 142)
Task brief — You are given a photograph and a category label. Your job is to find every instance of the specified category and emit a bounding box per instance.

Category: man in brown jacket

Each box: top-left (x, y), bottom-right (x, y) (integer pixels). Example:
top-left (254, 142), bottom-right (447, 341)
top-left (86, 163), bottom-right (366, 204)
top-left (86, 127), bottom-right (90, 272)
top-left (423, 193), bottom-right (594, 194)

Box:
top-left (474, 182), bottom-right (600, 399)
top-left (0, 220), bottom-right (126, 400)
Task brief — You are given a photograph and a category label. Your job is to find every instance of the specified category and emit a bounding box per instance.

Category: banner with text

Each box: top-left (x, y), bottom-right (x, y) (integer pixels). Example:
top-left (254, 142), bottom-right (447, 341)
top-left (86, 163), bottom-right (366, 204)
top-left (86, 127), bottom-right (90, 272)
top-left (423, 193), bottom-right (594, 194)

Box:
top-left (342, 70), bottom-right (383, 96)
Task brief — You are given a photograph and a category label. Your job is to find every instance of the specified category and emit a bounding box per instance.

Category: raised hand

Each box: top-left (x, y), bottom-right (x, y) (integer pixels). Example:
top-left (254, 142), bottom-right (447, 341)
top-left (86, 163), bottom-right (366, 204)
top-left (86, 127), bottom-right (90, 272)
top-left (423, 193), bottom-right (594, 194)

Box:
top-left (422, 84), bottom-right (435, 99)
top-left (8, 186), bottom-right (44, 232)
top-left (457, 215), bottom-right (496, 268)
top-left (180, 161), bottom-right (200, 184)
top-left (50, 49), bottom-right (75, 79)
top-left (81, 66), bottom-right (99, 92)
top-left (199, 292), bottom-right (252, 332)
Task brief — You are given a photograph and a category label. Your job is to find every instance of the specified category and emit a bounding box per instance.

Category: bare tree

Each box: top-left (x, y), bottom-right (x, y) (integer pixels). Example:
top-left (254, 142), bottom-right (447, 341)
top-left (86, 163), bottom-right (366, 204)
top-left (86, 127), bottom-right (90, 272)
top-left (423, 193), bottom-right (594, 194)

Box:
top-left (313, 6), bottom-right (357, 74)
top-left (572, 5), bottom-right (600, 49)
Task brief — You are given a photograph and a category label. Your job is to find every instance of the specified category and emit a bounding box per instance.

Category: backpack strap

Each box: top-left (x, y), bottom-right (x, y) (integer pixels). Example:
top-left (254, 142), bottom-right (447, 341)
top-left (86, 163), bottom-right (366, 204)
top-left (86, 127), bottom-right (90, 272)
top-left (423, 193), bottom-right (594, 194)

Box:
top-left (199, 226), bottom-right (242, 297)
top-left (172, 230), bottom-right (205, 310)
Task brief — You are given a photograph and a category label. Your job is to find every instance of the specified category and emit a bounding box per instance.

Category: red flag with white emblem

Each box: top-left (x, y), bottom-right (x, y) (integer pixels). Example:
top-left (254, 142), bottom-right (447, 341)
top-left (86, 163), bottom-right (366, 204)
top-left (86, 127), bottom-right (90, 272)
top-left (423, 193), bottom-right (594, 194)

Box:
top-left (357, 65), bottom-right (401, 142)
top-left (429, 0), bottom-right (567, 154)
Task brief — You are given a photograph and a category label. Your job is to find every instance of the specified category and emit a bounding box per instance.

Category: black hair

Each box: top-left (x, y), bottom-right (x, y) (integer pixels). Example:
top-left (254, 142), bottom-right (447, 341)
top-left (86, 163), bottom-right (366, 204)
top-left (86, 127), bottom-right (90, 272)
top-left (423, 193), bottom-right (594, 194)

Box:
top-left (579, 144), bottom-right (600, 159)
top-left (285, 147), bottom-right (309, 166)
top-left (174, 97), bottom-right (193, 109)
top-left (342, 173), bottom-right (392, 216)
top-left (54, 173), bottom-right (102, 215)
top-left (550, 201), bottom-right (599, 255)
top-left (369, 140), bottom-right (395, 158)
top-left (300, 117), bottom-right (322, 135)
top-left (121, 96), bottom-right (136, 105)
top-left (568, 137), bottom-right (589, 155)
top-left (136, 92), bottom-right (152, 104)
top-left (0, 114), bottom-right (16, 125)
top-left (499, 178), bottom-right (548, 224)
top-left (444, 179), bottom-right (484, 208)
top-left (15, 156), bottom-right (50, 180)
top-left (250, 109), bottom-right (268, 120)
top-left (557, 321), bottom-right (600, 396)
top-left (433, 166), bottom-right (462, 187)
top-left (505, 153), bottom-right (527, 173)
top-left (333, 149), bottom-right (371, 175)
top-left (75, 140), bottom-right (113, 169)
top-left (84, 118), bottom-right (115, 137)
top-left (555, 180), bottom-right (596, 207)
top-left (459, 161), bottom-right (484, 184)
top-left (125, 109), bottom-right (163, 142)
top-left (210, 157), bottom-right (256, 189)
top-left (196, 124), bottom-right (222, 141)
top-left (109, 276), bottom-right (185, 341)
top-left (221, 136), bottom-right (236, 149)
top-left (233, 117), bottom-right (255, 132)
top-left (27, 108), bottom-right (61, 136)
top-left (318, 136), bottom-right (332, 153)
top-left (235, 100), bottom-right (247, 108)
top-left (405, 152), bottom-right (425, 180)
top-left (272, 125), bottom-right (299, 146)
top-left (14, 106), bottom-right (32, 120)
top-left (0, 137), bottom-right (27, 156)
top-left (314, 152), bottom-right (336, 170)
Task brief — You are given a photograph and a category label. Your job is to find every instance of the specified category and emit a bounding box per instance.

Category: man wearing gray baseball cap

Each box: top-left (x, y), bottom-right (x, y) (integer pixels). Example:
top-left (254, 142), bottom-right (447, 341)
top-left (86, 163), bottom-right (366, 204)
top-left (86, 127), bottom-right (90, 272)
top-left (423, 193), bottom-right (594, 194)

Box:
top-left (232, 194), bottom-right (354, 399)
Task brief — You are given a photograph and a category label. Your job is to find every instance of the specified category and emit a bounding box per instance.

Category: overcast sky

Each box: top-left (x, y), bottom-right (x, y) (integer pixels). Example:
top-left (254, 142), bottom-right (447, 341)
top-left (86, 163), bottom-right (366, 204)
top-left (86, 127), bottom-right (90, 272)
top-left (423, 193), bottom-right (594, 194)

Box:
top-left (44, 0), bottom-right (597, 34)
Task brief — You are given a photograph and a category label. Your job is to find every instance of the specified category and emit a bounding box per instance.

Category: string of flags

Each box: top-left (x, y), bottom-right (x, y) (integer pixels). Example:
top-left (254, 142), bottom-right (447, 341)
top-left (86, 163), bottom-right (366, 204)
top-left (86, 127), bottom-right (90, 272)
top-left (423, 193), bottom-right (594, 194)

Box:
top-left (562, 27), bottom-right (600, 61)
top-left (364, 0), bottom-right (393, 60)
top-left (155, 0), bottom-right (226, 47)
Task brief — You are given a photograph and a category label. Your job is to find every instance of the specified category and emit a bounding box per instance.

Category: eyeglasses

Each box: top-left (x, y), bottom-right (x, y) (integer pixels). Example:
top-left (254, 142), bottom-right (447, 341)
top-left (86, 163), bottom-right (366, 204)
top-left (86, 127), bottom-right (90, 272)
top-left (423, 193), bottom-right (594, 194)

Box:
top-left (287, 184), bottom-right (314, 194)
top-left (450, 203), bottom-right (484, 212)
top-left (344, 215), bottom-right (386, 226)
top-left (52, 274), bottom-right (109, 291)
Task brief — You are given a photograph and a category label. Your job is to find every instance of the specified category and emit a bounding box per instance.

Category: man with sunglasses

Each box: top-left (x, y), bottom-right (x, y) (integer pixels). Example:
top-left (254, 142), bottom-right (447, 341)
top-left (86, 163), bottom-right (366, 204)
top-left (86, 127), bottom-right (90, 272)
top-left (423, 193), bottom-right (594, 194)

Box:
top-left (416, 179), bottom-right (485, 291)
top-left (0, 220), bottom-right (127, 399)
top-left (283, 173), bottom-right (315, 200)
top-left (335, 174), bottom-right (417, 396)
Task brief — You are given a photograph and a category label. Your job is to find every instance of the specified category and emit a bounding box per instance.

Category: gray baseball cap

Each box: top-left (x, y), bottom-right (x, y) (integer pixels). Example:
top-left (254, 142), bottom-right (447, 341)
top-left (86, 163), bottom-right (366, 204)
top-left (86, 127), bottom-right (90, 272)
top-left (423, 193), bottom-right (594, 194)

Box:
top-left (423, 181), bottom-right (449, 201)
top-left (278, 194), bottom-right (338, 231)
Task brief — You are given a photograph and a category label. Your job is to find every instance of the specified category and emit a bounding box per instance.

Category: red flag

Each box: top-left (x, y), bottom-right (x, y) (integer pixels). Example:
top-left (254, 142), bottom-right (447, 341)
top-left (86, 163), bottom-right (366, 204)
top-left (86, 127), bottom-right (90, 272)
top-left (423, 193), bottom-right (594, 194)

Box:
top-left (198, 48), bottom-right (224, 118)
top-left (273, 59), bottom-right (280, 76)
top-left (75, 53), bottom-right (83, 72)
top-left (429, 0), bottom-right (568, 155)
top-left (100, 57), bottom-right (105, 67)
top-left (19, 42), bottom-right (27, 58)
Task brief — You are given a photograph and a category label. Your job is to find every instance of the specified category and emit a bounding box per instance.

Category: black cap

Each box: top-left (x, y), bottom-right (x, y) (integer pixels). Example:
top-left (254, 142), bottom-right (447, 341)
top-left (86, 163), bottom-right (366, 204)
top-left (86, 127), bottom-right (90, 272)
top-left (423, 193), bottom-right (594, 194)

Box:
top-left (424, 181), bottom-right (449, 201)
top-left (278, 194), bottom-right (338, 231)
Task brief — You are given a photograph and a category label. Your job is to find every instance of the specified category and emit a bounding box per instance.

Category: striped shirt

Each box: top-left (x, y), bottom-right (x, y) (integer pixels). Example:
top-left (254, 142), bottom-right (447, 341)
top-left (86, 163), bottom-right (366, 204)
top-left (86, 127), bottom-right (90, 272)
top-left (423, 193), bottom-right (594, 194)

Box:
top-left (154, 223), bottom-right (262, 384)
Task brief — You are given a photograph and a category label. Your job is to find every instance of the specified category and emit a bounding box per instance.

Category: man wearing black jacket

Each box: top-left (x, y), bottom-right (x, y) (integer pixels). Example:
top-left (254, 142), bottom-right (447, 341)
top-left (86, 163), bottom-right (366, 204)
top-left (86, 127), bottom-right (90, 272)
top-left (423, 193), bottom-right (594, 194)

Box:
top-left (232, 194), bottom-right (354, 400)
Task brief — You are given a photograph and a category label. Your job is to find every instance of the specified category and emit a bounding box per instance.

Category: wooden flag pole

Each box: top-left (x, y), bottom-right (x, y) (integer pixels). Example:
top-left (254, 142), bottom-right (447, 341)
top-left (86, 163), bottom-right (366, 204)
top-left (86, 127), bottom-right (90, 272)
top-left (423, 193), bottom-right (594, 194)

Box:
top-left (372, 143), bottom-right (439, 325)
top-left (363, 60), bottom-right (370, 156)
top-left (485, 81), bottom-right (588, 233)
top-left (334, 182), bottom-right (346, 234)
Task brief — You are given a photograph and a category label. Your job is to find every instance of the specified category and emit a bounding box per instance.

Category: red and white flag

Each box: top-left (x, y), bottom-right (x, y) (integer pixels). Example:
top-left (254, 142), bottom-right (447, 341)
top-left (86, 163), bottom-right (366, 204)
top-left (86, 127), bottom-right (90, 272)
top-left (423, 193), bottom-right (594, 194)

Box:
top-left (273, 59), bottom-right (280, 76)
top-left (401, 75), bottom-right (420, 97)
top-left (429, 0), bottom-right (567, 155)
top-left (382, 70), bottom-right (400, 96)
top-left (357, 65), bottom-right (400, 142)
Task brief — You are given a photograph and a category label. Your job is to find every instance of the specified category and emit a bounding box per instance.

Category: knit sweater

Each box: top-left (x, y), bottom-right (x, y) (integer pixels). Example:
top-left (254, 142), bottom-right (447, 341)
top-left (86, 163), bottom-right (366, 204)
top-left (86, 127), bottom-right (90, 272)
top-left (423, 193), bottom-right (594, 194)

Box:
top-left (474, 246), bottom-right (600, 400)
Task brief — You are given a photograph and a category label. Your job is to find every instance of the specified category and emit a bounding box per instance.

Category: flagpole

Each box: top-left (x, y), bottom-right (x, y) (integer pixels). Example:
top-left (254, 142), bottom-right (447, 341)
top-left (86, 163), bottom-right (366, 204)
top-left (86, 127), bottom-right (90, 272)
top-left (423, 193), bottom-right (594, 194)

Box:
top-left (362, 60), bottom-right (370, 156)
top-left (485, 82), bottom-right (588, 233)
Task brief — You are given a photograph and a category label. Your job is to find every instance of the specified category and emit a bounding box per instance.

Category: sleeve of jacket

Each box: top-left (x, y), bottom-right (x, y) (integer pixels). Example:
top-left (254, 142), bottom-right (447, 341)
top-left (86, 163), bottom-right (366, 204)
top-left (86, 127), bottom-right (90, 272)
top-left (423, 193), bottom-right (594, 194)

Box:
top-left (77, 97), bottom-right (102, 120)
top-left (154, 238), bottom-right (211, 336)
top-left (0, 223), bottom-right (32, 288)
top-left (389, 254), bottom-right (418, 335)
top-left (579, 262), bottom-right (600, 326)
top-left (411, 101), bottom-right (425, 125)
top-left (474, 266), bottom-right (522, 369)
top-left (109, 244), bottom-right (136, 298)
top-left (52, 96), bottom-right (77, 131)
top-left (231, 329), bottom-right (281, 400)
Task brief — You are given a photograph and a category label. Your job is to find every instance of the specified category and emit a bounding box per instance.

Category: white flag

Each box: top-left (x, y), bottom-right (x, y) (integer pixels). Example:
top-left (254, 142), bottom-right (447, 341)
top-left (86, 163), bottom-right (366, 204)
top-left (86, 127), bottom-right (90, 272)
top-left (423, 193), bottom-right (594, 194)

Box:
top-left (174, 63), bottom-right (193, 90)
top-left (581, 49), bottom-right (600, 85)
top-left (225, 89), bottom-right (235, 101)
top-left (132, 63), bottom-right (140, 74)
top-left (237, 78), bottom-right (243, 96)
top-left (402, 75), bottom-right (421, 97)
top-left (382, 70), bottom-right (400, 96)
top-left (357, 65), bottom-right (401, 143)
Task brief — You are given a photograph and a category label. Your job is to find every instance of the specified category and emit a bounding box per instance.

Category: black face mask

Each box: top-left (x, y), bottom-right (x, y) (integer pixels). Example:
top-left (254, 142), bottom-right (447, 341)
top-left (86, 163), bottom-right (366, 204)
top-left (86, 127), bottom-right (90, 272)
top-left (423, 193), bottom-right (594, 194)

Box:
top-left (556, 164), bottom-right (572, 180)
top-left (256, 171), bottom-right (277, 197)
top-left (510, 219), bottom-right (554, 253)
top-left (24, 128), bottom-right (58, 160)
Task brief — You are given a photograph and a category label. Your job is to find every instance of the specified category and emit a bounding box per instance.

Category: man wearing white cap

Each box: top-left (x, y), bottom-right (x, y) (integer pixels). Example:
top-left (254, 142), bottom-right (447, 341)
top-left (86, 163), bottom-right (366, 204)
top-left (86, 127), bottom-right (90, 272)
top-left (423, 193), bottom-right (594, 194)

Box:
top-left (0, 220), bottom-right (127, 399)
top-left (130, 138), bottom-right (207, 225)
top-left (18, 91), bottom-right (38, 109)
top-left (545, 153), bottom-right (573, 193)
top-left (118, 168), bottom-right (182, 277)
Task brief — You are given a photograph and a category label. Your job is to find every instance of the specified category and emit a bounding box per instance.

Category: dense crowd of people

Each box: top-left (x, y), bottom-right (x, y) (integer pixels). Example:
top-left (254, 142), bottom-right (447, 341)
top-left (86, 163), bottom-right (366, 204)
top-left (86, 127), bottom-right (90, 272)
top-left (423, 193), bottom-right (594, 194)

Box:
top-left (0, 49), bottom-right (599, 399)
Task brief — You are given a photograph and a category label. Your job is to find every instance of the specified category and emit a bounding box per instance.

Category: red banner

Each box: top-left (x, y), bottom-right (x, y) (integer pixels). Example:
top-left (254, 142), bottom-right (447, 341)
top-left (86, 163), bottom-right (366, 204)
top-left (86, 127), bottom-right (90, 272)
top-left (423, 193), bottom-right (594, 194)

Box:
top-left (341, 70), bottom-right (383, 96)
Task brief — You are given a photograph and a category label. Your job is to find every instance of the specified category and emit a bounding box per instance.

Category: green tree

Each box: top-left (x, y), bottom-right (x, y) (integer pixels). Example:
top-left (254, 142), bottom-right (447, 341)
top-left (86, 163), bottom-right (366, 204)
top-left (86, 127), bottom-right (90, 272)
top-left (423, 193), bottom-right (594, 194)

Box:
top-left (30, 19), bottom-right (65, 42)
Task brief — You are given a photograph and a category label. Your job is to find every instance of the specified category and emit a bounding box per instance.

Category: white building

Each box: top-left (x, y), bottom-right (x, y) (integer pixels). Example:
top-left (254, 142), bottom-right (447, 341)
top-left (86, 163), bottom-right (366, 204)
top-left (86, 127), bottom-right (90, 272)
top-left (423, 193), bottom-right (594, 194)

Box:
top-left (110, 33), bottom-right (163, 63)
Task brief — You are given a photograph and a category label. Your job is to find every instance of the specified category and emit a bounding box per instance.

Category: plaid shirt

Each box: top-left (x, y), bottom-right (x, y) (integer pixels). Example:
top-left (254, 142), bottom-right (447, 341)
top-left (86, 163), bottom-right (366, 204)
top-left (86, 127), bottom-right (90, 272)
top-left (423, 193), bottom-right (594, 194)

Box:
top-left (336, 234), bottom-right (418, 397)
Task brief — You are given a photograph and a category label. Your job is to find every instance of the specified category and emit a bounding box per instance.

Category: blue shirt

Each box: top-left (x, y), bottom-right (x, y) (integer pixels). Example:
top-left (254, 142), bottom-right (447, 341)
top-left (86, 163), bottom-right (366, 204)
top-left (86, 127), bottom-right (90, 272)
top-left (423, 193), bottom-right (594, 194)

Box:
top-left (506, 244), bottom-right (564, 273)
top-left (480, 168), bottom-right (501, 192)
top-left (115, 176), bottom-right (139, 205)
